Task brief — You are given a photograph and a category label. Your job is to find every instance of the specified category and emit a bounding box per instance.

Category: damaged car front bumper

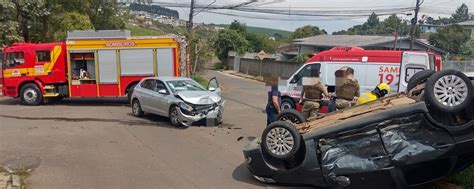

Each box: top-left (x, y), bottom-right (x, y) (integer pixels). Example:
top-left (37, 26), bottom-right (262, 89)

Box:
top-left (177, 102), bottom-right (224, 126)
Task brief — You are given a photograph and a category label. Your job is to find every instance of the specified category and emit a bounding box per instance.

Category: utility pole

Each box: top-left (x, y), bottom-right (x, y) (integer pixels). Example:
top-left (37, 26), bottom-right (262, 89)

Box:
top-left (187, 0), bottom-right (195, 31)
top-left (410, 0), bottom-right (421, 50)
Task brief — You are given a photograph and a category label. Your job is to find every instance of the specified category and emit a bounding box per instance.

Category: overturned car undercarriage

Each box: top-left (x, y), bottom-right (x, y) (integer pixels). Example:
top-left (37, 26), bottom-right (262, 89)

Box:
top-left (243, 70), bottom-right (474, 188)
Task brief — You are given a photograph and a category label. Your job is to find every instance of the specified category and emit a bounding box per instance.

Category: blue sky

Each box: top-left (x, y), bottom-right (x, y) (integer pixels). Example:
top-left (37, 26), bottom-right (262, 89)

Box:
top-left (154, 0), bottom-right (473, 32)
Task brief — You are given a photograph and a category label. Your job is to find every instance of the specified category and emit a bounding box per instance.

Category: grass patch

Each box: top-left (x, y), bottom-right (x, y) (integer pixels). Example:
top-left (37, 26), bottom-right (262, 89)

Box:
top-left (192, 75), bottom-right (208, 88)
top-left (213, 62), bottom-right (225, 70)
top-left (125, 24), bottom-right (163, 36)
top-left (447, 165), bottom-right (474, 188)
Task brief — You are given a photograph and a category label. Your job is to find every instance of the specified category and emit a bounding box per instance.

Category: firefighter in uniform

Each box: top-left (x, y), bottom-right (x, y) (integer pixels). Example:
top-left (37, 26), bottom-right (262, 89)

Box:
top-left (299, 70), bottom-right (329, 119)
top-left (335, 67), bottom-right (360, 110)
top-left (357, 83), bottom-right (391, 105)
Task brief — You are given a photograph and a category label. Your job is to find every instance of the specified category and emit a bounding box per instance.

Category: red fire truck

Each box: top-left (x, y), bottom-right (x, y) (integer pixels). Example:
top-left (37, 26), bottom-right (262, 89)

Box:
top-left (1, 30), bottom-right (188, 105)
top-left (279, 46), bottom-right (443, 111)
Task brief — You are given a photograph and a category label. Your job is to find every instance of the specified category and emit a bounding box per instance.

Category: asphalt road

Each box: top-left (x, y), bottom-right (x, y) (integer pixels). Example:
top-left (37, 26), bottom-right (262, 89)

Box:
top-left (0, 70), bottom-right (309, 189)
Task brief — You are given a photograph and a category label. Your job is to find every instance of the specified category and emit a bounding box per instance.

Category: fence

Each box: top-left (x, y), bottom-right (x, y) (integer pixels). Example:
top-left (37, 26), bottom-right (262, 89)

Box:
top-left (226, 57), bottom-right (302, 79)
top-left (443, 61), bottom-right (474, 73)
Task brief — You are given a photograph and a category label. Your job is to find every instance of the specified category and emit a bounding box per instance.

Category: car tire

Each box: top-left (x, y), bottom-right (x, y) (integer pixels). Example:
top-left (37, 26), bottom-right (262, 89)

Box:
top-left (127, 83), bottom-right (137, 103)
top-left (261, 121), bottom-right (301, 160)
top-left (424, 70), bottom-right (472, 113)
top-left (131, 99), bottom-right (144, 117)
top-left (407, 70), bottom-right (435, 92)
top-left (169, 105), bottom-right (182, 127)
top-left (20, 83), bottom-right (43, 106)
top-left (281, 98), bottom-right (295, 111)
top-left (277, 109), bottom-right (306, 124)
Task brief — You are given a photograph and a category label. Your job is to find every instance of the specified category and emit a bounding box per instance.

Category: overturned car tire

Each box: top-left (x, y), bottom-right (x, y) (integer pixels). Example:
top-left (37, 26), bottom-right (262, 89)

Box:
top-left (277, 109), bottom-right (306, 124)
top-left (261, 121), bottom-right (301, 160)
top-left (425, 70), bottom-right (472, 113)
top-left (407, 70), bottom-right (435, 92)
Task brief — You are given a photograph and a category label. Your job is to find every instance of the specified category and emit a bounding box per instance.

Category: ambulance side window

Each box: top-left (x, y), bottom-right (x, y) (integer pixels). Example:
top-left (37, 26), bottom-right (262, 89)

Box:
top-left (5, 52), bottom-right (25, 68)
top-left (291, 63), bottom-right (321, 85)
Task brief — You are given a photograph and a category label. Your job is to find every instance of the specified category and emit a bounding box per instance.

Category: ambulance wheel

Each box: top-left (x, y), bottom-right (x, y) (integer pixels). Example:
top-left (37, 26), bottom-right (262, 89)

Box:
top-left (281, 98), bottom-right (295, 110)
top-left (407, 70), bottom-right (435, 92)
top-left (20, 83), bottom-right (43, 106)
top-left (425, 70), bottom-right (472, 113)
top-left (262, 121), bottom-right (301, 160)
top-left (277, 109), bottom-right (306, 124)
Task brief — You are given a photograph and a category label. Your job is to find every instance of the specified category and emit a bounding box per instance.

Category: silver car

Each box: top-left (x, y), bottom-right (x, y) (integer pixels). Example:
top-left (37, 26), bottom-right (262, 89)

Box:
top-left (130, 77), bottom-right (224, 127)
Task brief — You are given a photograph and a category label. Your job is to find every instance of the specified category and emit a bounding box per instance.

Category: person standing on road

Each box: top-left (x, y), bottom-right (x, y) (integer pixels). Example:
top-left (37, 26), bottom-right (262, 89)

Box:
top-left (266, 77), bottom-right (281, 125)
top-left (334, 67), bottom-right (360, 110)
top-left (299, 70), bottom-right (329, 120)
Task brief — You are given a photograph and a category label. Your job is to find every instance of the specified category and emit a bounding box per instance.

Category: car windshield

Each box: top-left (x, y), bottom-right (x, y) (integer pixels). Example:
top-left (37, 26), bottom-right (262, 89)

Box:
top-left (166, 80), bottom-right (205, 93)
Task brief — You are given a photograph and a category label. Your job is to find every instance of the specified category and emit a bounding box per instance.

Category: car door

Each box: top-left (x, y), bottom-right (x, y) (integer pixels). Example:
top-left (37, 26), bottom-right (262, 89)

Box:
top-left (139, 79), bottom-right (158, 113)
top-left (207, 77), bottom-right (221, 96)
top-left (151, 79), bottom-right (171, 116)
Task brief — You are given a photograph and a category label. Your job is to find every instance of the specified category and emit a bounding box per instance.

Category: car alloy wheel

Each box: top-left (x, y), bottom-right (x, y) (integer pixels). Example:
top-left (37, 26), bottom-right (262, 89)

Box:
top-left (131, 100), bottom-right (144, 117)
top-left (266, 127), bottom-right (295, 156)
top-left (433, 75), bottom-right (468, 107)
top-left (169, 106), bottom-right (180, 127)
top-left (278, 109), bottom-right (306, 124)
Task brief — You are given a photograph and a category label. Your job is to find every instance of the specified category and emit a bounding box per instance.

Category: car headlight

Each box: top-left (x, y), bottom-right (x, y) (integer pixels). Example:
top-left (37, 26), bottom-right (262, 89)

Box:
top-left (179, 102), bottom-right (194, 112)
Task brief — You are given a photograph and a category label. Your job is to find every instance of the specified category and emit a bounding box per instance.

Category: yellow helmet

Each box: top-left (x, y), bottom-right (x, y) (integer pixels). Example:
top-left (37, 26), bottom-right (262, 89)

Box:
top-left (375, 83), bottom-right (391, 97)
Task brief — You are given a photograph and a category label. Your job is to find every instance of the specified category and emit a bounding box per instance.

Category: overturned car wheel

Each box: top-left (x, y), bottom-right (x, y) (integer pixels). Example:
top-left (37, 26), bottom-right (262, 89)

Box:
top-left (425, 70), bottom-right (472, 113)
top-left (407, 70), bottom-right (435, 92)
top-left (261, 121), bottom-right (301, 160)
top-left (277, 109), bottom-right (306, 124)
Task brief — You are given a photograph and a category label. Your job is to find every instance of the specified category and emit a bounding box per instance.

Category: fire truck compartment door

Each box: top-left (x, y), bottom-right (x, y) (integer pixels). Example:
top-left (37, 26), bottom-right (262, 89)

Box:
top-left (98, 50), bottom-right (118, 84)
top-left (120, 49), bottom-right (154, 76)
top-left (156, 48), bottom-right (175, 77)
top-left (399, 52), bottom-right (430, 92)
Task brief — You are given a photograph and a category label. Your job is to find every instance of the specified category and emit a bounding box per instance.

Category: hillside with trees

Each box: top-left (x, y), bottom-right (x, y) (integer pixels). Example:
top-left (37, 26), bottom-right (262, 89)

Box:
top-left (0, 0), bottom-right (126, 46)
top-left (332, 13), bottom-right (415, 36)
top-left (129, 3), bottom-right (179, 19)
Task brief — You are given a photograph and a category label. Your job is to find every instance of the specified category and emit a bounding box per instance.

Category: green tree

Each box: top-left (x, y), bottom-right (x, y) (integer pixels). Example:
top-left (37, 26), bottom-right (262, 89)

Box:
top-left (0, 1), bottom-right (23, 46)
top-left (429, 24), bottom-right (470, 54)
top-left (49, 12), bottom-right (94, 41)
top-left (89, 0), bottom-right (126, 30)
top-left (215, 29), bottom-right (249, 61)
top-left (229, 20), bottom-right (246, 34)
top-left (452, 3), bottom-right (469, 23)
top-left (367, 12), bottom-right (380, 27)
top-left (290, 25), bottom-right (326, 39)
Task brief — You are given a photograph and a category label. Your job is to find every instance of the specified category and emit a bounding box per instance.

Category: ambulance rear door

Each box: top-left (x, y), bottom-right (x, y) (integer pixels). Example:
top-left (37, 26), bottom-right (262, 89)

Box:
top-left (399, 52), bottom-right (430, 92)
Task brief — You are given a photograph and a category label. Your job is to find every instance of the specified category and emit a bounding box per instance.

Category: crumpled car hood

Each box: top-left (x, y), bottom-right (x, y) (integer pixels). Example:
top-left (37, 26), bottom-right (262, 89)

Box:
top-left (176, 91), bottom-right (221, 105)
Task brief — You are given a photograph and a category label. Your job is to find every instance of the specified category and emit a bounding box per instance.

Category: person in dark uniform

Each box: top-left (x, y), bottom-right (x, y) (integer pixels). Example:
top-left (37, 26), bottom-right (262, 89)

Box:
top-left (266, 77), bottom-right (281, 125)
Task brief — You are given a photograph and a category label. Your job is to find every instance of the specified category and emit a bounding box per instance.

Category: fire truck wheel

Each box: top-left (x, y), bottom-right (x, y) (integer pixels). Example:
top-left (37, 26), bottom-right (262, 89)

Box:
top-left (425, 70), bottom-right (472, 113)
top-left (281, 98), bottom-right (295, 111)
top-left (407, 70), bottom-right (435, 92)
top-left (131, 99), bottom-right (144, 117)
top-left (262, 121), bottom-right (301, 160)
top-left (20, 83), bottom-right (43, 106)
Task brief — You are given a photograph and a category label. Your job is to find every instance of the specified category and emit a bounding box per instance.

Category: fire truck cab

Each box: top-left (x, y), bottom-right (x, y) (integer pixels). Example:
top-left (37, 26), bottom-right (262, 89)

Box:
top-left (279, 47), bottom-right (442, 110)
top-left (1, 30), bottom-right (187, 105)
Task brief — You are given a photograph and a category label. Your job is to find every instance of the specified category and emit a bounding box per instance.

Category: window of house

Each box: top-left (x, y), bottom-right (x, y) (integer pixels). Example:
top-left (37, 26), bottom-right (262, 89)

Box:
top-left (5, 52), bottom-right (25, 68)
top-left (36, 50), bottom-right (51, 62)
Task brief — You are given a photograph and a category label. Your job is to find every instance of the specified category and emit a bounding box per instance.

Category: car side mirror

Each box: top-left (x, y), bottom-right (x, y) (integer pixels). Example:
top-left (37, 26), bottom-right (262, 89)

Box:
top-left (158, 89), bottom-right (167, 94)
top-left (208, 87), bottom-right (216, 92)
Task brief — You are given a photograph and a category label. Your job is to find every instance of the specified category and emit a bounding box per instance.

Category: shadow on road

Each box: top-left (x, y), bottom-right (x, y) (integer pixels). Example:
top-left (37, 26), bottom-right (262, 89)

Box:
top-left (232, 163), bottom-right (314, 189)
top-left (0, 97), bottom-right (129, 106)
top-left (0, 113), bottom-right (188, 130)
